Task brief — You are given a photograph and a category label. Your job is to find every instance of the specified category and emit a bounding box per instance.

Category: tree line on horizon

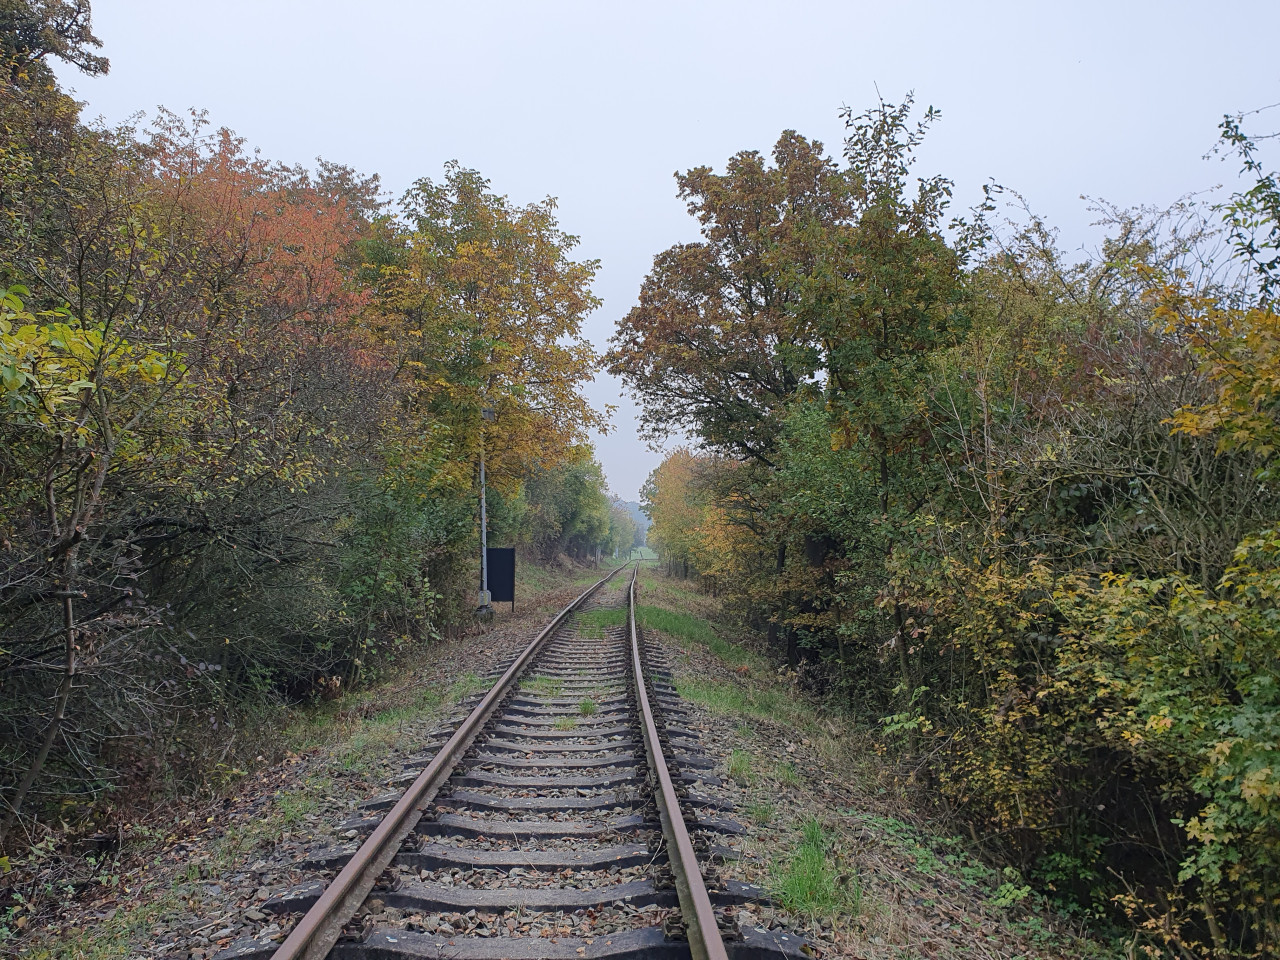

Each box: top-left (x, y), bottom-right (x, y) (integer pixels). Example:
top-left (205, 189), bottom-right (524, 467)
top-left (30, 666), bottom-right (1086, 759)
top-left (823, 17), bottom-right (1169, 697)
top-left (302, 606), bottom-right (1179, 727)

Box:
top-left (619, 99), bottom-right (1280, 957)
top-left (0, 2), bottom-right (635, 848)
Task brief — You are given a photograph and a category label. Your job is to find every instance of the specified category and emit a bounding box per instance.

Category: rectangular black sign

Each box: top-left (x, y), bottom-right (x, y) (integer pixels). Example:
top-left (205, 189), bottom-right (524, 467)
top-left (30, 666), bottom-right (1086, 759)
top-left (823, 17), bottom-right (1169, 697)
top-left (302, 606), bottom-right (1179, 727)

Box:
top-left (487, 547), bottom-right (515, 603)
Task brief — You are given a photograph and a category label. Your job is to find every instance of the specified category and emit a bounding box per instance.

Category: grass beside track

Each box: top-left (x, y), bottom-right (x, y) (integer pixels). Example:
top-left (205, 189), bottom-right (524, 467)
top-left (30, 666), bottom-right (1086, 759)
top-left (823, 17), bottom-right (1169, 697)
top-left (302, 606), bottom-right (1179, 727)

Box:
top-left (776, 819), bottom-right (862, 921)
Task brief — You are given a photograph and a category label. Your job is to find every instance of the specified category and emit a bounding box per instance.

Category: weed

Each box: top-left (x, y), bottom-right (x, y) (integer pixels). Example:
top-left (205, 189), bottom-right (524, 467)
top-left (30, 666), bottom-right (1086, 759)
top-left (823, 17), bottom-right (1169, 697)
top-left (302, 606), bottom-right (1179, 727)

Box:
top-left (727, 749), bottom-right (753, 784)
top-left (912, 843), bottom-right (941, 874)
top-left (372, 704), bottom-right (414, 727)
top-left (943, 852), bottom-right (997, 887)
top-left (747, 801), bottom-right (775, 825)
top-left (415, 687), bottom-right (443, 710)
top-left (338, 733), bottom-right (377, 774)
top-left (635, 605), bottom-right (755, 668)
top-left (274, 792), bottom-right (318, 828)
top-left (524, 675), bottom-right (564, 698)
top-left (554, 716), bottom-right (576, 730)
top-left (578, 697), bottom-right (597, 716)
top-left (577, 608), bottom-right (627, 637)
top-left (31, 894), bottom-right (179, 959)
top-left (775, 761), bottom-right (799, 787)
top-left (675, 676), bottom-right (789, 722)
top-left (1010, 913), bottom-right (1059, 945)
top-left (774, 818), bottom-right (860, 920)
top-left (450, 672), bottom-right (485, 700)
top-left (993, 866), bottom-right (1033, 908)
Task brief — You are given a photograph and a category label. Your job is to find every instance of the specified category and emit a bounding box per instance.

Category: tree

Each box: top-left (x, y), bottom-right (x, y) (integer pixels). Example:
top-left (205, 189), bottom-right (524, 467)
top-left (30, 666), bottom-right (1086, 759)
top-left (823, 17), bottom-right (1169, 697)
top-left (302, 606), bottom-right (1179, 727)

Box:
top-left (378, 163), bottom-right (608, 488)
top-left (0, 31), bottom-right (613, 852)
top-left (605, 505), bottom-right (637, 560)
top-left (608, 132), bottom-right (850, 466)
top-left (817, 96), bottom-right (969, 485)
top-left (641, 449), bottom-right (712, 577)
top-left (1, 0), bottom-right (108, 84)
top-left (518, 448), bottom-right (616, 562)
top-left (623, 95), bottom-right (1280, 955)
top-left (0, 284), bottom-right (177, 840)
top-left (814, 96), bottom-right (974, 691)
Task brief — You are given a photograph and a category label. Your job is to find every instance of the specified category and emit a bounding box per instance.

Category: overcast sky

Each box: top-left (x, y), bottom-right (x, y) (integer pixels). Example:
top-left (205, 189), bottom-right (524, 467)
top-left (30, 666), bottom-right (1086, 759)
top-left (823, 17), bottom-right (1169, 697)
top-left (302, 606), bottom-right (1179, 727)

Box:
top-left (55, 0), bottom-right (1280, 500)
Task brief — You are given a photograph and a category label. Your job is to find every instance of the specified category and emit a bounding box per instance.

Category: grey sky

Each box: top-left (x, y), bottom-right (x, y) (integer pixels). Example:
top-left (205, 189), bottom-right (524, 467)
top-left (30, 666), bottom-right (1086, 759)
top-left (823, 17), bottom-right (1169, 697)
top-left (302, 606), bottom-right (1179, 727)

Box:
top-left (56, 1), bottom-right (1280, 500)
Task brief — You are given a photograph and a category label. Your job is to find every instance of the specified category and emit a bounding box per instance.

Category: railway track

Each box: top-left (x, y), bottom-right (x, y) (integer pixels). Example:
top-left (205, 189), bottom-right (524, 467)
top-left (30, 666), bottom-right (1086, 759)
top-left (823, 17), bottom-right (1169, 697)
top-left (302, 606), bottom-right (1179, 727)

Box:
top-left (217, 563), bottom-right (804, 960)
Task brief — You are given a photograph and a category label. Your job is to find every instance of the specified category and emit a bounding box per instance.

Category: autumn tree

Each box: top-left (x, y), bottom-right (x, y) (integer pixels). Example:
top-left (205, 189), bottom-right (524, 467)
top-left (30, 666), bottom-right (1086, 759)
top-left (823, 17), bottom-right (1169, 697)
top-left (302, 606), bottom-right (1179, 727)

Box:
top-left (608, 133), bottom-right (851, 466)
top-left (641, 449), bottom-right (713, 577)
top-left (613, 100), bottom-right (977, 669)
top-left (377, 164), bottom-right (607, 487)
top-left (1, 0), bottom-right (107, 84)
top-left (0, 100), bottom-right (274, 840)
top-left (627, 97), bottom-right (1280, 956)
top-left (0, 56), bottom-right (611, 843)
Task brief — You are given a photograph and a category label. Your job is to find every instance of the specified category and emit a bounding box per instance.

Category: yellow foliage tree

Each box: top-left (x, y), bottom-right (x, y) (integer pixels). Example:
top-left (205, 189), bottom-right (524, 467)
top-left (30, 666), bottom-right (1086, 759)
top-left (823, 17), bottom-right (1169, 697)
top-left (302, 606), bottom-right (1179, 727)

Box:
top-left (375, 163), bottom-right (609, 495)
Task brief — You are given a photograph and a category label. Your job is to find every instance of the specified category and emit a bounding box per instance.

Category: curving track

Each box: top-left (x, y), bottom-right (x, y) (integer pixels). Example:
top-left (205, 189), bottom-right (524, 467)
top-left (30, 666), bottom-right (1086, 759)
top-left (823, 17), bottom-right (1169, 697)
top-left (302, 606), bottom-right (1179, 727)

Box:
top-left (216, 564), bottom-right (803, 960)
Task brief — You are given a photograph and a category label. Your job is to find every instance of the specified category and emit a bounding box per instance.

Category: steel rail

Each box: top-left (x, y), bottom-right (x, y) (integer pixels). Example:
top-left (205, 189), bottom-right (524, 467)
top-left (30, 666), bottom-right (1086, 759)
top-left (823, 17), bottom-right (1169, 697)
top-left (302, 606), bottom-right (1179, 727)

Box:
top-left (271, 563), bottom-right (630, 960)
top-left (627, 566), bottom-right (730, 960)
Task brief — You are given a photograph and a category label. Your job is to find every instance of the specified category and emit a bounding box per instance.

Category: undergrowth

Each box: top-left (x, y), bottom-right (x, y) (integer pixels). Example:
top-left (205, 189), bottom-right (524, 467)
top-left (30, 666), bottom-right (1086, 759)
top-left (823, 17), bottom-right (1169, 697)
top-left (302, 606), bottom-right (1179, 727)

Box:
top-left (774, 818), bottom-right (861, 921)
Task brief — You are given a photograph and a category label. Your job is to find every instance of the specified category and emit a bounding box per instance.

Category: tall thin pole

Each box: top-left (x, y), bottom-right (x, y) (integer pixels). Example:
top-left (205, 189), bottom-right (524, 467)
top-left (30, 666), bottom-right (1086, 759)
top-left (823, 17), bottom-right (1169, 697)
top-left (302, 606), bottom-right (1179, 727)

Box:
top-left (477, 406), bottom-right (496, 616)
top-left (479, 438), bottom-right (489, 607)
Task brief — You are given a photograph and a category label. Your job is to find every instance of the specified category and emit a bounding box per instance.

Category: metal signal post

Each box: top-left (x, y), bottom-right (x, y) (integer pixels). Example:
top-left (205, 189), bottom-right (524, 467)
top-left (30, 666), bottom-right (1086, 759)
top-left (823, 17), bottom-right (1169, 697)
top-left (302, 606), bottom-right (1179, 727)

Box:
top-left (477, 407), bottom-right (496, 617)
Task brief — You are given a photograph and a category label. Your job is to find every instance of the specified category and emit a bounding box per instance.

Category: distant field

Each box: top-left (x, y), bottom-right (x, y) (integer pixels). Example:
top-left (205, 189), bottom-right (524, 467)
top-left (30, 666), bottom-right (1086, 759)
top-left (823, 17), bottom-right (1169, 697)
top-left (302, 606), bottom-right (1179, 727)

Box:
top-left (630, 547), bottom-right (658, 561)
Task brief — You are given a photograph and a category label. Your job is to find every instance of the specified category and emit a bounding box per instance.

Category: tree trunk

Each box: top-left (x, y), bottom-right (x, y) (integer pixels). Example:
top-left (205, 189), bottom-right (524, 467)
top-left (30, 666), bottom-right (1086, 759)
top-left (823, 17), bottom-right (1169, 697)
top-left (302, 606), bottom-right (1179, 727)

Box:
top-left (2, 424), bottom-right (110, 845)
top-left (768, 543), bottom-right (791, 661)
top-left (2, 580), bottom-right (77, 846)
top-left (879, 439), bottom-right (916, 747)
top-left (880, 443), bottom-right (889, 517)
top-left (894, 600), bottom-right (911, 691)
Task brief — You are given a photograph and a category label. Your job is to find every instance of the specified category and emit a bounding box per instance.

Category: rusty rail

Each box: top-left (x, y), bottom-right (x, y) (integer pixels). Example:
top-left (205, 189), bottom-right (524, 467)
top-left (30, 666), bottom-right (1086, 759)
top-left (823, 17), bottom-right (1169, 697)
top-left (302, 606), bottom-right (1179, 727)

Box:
top-left (627, 566), bottom-right (730, 960)
top-left (270, 563), bottom-right (630, 960)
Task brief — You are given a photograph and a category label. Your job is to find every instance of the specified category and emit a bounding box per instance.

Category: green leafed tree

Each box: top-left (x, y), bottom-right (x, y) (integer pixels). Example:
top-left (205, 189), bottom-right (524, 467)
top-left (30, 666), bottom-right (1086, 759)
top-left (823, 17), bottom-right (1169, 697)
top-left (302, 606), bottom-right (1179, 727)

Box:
top-left (607, 131), bottom-right (850, 466)
top-left (1, 0), bottom-right (108, 84)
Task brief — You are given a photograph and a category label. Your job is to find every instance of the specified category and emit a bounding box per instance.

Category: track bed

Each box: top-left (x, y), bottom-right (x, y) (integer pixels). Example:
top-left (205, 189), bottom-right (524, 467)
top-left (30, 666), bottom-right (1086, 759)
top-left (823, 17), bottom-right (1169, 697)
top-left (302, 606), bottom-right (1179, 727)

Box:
top-left (216, 567), bottom-right (803, 960)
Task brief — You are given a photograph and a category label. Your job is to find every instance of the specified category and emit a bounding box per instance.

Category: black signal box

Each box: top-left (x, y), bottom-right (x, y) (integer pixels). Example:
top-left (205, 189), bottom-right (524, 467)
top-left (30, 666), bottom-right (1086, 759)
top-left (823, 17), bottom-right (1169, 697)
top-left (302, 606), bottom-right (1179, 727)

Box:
top-left (487, 548), bottom-right (515, 605)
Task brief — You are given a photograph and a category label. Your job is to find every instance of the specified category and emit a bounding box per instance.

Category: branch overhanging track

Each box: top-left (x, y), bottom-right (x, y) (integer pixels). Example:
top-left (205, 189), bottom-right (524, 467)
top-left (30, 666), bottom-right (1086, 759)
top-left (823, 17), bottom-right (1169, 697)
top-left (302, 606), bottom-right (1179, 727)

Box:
top-left (217, 563), bottom-right (804, 960)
